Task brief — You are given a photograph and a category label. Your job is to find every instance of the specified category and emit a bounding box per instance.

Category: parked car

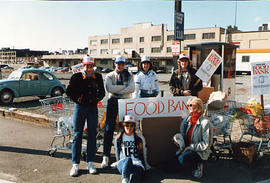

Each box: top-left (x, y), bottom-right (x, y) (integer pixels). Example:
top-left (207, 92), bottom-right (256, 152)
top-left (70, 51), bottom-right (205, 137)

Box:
top-left (0, 68), bottom-right (66, 104)
top-left (100, 68), bottom-right (113, 73)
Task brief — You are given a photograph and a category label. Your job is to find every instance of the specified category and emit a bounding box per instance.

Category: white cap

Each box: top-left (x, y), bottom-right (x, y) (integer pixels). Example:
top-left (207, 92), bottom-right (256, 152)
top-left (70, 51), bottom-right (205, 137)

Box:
top-left (82, 56), bottom-right (95, 65)
top-left (115, 56), bottom-right (126, 63)
top-left (141, 56), bottom-right (150, 62)
top-left (179, 53), bottom-right (189, 60)
top-left (123, 115), bottom-right (137, 123)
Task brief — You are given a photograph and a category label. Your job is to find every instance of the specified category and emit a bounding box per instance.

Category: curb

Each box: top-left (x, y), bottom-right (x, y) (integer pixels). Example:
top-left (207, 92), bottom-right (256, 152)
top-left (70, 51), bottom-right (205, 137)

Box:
top-left (0, 108), bottom-right (50, 127)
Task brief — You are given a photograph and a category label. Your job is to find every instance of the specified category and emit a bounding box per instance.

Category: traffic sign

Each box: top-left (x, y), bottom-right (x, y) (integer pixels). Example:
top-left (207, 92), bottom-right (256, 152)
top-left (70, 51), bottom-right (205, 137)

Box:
top-left (171, 41), bottom-right (180, 56)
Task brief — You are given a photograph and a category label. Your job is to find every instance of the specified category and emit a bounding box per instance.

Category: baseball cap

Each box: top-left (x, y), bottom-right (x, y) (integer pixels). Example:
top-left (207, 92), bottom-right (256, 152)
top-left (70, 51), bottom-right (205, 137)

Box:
top-left (115, 56), bottom-right (126, 64)
top-left (141, 56), bottom-right (150, 63)
top-left (179, 53), bottom-right (189, 60)
top-left (122, 115), bottom-right (137, 123)
top-left (82, 56), bottom-right (95, 65)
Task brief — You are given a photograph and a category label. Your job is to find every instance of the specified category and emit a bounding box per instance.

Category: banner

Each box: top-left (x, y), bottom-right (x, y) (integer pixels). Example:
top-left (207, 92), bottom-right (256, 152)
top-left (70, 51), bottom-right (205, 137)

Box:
top-left (251, 61), bottom-right (270, 95)
top-left (71, 63), bottom-right (83, 74)
top-left (196, 49), bottom-right (223, 83)
top-left (118, 96), bottom-right (191, 121)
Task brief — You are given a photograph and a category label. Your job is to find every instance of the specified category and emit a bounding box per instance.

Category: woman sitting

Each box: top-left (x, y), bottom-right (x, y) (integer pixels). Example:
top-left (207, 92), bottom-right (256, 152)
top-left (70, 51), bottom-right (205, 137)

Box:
top-left (173, 97), bottom-right (212, 178)
top-left (111, 115), bottom-right (150, 183)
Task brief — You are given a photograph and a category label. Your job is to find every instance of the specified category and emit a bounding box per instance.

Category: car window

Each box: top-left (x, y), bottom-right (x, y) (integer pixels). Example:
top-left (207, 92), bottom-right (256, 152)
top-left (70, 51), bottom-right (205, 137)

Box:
top-left (8, 71), bottom-right (22, 80)
top-left (40, 72), bottom-right (54, 80)
top-left (21, 72), bottom-right (39, 81)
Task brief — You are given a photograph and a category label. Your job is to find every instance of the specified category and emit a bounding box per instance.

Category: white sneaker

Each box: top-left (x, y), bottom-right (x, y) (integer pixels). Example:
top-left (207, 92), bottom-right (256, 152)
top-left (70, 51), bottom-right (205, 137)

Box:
top-left (88, 162), bottom-right (97, 174)
top-left (122, 178), bottom-right (129, 183)
top-left (101, 156), bottom-right (109, 168)
top-left (193, 162), bottom-right (203, 178)
top-left (70, 164), bottom-right (79, 177)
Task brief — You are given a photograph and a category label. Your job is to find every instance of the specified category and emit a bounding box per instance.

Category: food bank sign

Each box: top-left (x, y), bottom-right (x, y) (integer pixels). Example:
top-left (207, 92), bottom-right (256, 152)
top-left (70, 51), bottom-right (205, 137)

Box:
top-left (251, 61), bottom-right (270, 95)
top-left (118, 96), bottom-right (191, 121)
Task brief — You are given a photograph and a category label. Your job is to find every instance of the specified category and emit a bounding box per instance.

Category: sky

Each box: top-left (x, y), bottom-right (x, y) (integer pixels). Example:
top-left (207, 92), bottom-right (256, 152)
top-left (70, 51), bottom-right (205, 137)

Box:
top-left (0, 0), bottom-right (269, 52)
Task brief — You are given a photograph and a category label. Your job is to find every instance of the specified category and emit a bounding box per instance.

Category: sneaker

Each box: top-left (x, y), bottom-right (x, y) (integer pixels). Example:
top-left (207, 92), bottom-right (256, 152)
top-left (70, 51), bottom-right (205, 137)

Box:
top-left (88, 162), bottom-right (97, 174)
top-left (70, 164), bottom-right (79, 177)
top-left (101, 156), bottom-right (109, 168)
top-left (122, 178), bottom-right (129, 183)
top-left (193, 162), bottom-right (203, 178)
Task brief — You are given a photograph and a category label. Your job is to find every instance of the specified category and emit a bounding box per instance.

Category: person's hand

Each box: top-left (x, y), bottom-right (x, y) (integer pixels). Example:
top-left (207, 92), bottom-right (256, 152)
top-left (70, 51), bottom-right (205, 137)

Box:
top-left (183, 90), bottom-right (191, 96)
top-left (182, 146), bottom-right (190, 153)
top-left (110, 162), bottom-right (118, 169)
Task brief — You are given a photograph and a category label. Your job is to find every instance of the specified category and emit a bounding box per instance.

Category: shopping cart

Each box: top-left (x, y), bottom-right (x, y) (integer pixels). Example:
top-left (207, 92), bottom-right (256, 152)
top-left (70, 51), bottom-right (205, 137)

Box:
top-left (233, 101), bottom-right (270, 155)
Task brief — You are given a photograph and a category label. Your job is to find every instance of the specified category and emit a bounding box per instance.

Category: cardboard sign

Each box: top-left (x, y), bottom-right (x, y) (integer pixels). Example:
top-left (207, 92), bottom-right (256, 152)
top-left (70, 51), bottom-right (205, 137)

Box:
top-left (71, 63), bottom-right (83, 74)
top-left (251, 61), bottom-right (270, 95)
top-left (118, 96), bottom-right (191, 121)
top-left (196, 49), bottom-right (223, 82)
top-left (171, 41), bottom-right (180, 56)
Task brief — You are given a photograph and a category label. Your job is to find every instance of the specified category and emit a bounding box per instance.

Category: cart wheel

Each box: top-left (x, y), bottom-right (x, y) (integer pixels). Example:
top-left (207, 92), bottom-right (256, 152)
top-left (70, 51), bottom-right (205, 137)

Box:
top-left (81, 152), bottom-right (86, 161)
top-left (48, 149), bottom-right (56, 157)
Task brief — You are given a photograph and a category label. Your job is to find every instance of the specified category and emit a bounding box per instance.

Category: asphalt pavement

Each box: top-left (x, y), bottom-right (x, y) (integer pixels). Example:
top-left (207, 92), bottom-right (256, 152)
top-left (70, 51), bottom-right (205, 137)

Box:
top-left (1, 117), bottom-right (270, 183)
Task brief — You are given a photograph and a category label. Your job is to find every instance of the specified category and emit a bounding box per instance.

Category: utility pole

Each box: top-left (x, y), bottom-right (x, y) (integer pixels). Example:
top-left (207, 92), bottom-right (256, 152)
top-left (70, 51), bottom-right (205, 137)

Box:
top-left (173, 0), bottom-right (183, 70)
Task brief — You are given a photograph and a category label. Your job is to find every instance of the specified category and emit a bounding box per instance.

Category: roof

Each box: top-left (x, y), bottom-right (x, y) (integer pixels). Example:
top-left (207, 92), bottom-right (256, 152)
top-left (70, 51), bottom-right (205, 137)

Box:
top-left (187, 42), bottom-right (239, 48)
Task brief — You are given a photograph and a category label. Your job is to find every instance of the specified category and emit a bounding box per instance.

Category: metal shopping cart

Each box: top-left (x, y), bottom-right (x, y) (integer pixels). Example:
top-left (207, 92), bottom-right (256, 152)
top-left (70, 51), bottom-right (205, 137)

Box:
top-left (40, 96), bottom-right (105, 158)
top-left (206, 107), bottom-right (234, 159)
top-left (233, 101), bottom-right (270, 156)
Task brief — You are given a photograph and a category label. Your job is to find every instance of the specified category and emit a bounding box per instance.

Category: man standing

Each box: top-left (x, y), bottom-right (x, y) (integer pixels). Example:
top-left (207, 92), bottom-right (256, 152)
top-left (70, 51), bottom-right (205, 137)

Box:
top-left (66, 55), bottom-right (105, 176)
top-left (101, 55), bottom-right (135, 168)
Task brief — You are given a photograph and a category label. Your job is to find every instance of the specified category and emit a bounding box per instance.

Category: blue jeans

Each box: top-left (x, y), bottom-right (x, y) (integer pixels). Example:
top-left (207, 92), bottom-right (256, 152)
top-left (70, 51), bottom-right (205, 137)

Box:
top-left (103, 97), bottom-right (119, 157)
top-left (117, 157), bottom-right (144, 183)
top-left (72, 104), bottom-right (98, 164)
top-left (177, 150), bottom-right (202, 171)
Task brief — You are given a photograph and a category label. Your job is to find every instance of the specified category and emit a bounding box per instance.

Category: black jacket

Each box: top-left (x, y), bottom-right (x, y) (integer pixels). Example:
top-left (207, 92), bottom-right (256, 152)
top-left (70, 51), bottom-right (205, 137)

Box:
top-left (169, 67), bottom-right (202, 96)
top-left (66, 72), bottom-right (105, 107)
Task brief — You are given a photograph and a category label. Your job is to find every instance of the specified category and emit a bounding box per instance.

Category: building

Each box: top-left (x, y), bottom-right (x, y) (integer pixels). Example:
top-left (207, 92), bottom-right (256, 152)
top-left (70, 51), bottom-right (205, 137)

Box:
top-left (41, 54), bottom-right (83, 67)
top-left (88, 22), bottom-right (225, 71)
top-left (0, 48), bottom-right (49, 64)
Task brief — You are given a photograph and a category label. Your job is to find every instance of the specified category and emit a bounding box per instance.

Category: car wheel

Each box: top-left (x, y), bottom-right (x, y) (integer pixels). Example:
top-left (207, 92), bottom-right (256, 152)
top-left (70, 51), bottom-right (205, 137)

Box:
top-left (0, 90), bottom-right (14, 104)
top-left (51, 87), bottom-right (63, 97)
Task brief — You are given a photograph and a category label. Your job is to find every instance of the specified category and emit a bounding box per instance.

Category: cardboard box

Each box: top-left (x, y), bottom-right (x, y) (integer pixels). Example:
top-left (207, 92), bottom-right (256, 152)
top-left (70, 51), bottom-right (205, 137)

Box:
top-left (198, 86), bottom-right (214, 104)
top-left (140, 116), bottom-right (182, 166)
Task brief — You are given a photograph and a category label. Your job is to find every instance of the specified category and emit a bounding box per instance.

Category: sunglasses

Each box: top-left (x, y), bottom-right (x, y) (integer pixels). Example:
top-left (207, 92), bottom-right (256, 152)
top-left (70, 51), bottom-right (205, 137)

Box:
top-left (188, 104), bottom-right (196, 107)
top-left (123, 124), bottom-right (135, 128)
top-left (178, 60), bottom-right (189, 63)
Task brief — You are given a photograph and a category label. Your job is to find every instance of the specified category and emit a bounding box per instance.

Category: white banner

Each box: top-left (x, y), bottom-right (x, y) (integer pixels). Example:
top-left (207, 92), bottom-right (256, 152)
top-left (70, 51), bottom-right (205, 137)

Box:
top-left (118, 96), bottom-right (192, 121)
top-left (196, 49), bottom-right (223, 83)
top-left (71, 63), bottom-right (83, 74)
top-left (251, 61), bottom-right (270, 95)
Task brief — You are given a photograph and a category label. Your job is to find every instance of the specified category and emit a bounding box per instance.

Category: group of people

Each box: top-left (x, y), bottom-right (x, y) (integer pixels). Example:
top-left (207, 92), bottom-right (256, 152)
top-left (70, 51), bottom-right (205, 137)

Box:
top-left (66, 53), bottom-right (212, 182)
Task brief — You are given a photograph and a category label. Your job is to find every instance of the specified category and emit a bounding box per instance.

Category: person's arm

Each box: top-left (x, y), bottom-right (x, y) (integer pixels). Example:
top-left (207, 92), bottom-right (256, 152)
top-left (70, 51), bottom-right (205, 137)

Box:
top-left (66, 73), bottom-right (81, 102)
top-left (190, 118), bottom-right (211, 152)
top-left (133, 74), bottom-right (140, 98)
top-left (117, 73), bottom-right (135, 95)
top-left (169, 72), bottom-right (183, 96)
top-left (105, 73), bottom-right (125, 94)
top-left (96, 74), bottom-right (105, 101)
top-left (153, 73), bottom-right (159, 96)
top-left (137, 132), bottom-right (151, 170)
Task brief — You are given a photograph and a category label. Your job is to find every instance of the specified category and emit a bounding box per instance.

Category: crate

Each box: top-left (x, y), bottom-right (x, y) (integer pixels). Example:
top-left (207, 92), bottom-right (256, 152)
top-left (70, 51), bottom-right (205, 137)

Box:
top-left (232, 142), bottom-right (257, 164)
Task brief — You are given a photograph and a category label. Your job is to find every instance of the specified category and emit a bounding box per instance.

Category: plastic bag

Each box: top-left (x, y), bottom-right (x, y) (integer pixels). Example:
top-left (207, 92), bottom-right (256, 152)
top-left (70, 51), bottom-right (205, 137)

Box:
top-left (246, 99), bottom-right (263, 117)
top-left (207, 91), bottom-right (227, 110)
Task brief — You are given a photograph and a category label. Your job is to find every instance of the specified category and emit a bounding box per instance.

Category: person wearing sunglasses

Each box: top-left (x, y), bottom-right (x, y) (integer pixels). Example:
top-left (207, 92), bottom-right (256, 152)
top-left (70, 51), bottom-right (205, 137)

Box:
top-left (133, 56), bottom-right (159, 98)
top-left (66, 55), bottom-right (105, 176)
top-left (101, 56), bottom-right (135, 169)
top-left (111, 115), bottom-right (150, 183)
top-left (169, 53), bottom-right (202, 97)
top-left (172, 97), bottom-right (212, 178)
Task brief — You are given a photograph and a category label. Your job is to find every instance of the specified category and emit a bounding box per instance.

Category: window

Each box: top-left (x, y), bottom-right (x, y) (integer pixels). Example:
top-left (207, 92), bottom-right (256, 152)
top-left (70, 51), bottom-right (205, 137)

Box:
top-left (184, 34), bottom-right (196, 40)
top-left (151, 47), bottom-right (161, 53)
top-left (100, 39), bottom-right (108, 44)
top-left (21, 72), bottom-right (39, 81)
top-left (124, 37), bottom-right (133, 43)
top-left (167, 35), bottom-right (174, 41)
top-left (100, 49), bottom-right (108, 54)
top-left (112, 49), bottom-right (120, 55)
top-left (202, 32), bottom-right (215, 39)
top-left (112, 38), bottom-right (120, 44)
top-left (139, 37), bottom-right (144, 43)
top-left (101, 60), bottom-right (108, 64)
top-left (89, 49), bottom-right (97, 55)
top-left (90, 40), bottom-right (97, 46)
top-left (242, 56), bottom-right (250, 62)
top-left (167, 47), bottom-right (172, 53)
top-left (41, 72), bottom-right (53, 80)
top-left (152, 36), bottom-right (161, 42)
top-left (139, 48), bottom-right (144, 53)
